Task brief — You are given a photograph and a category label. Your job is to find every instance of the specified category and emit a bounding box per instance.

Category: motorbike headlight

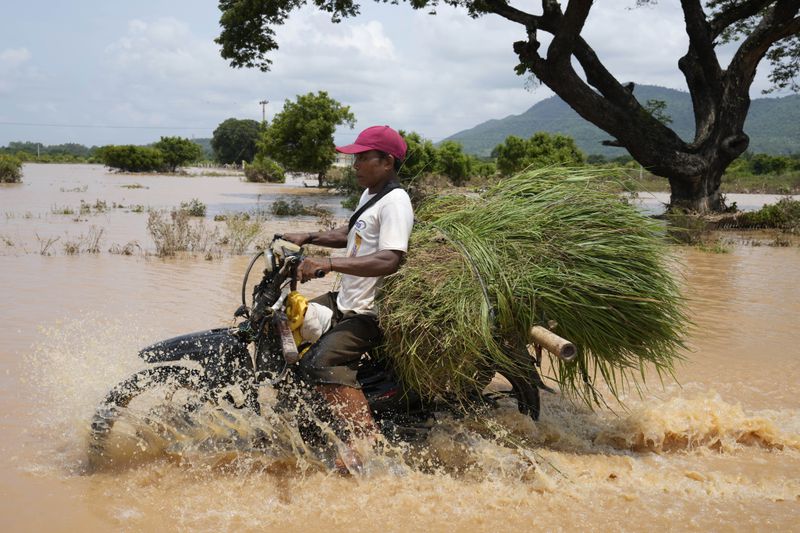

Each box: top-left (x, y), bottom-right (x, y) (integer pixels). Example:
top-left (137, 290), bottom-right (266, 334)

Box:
top-left (263, 248), bottom-right (274, 272)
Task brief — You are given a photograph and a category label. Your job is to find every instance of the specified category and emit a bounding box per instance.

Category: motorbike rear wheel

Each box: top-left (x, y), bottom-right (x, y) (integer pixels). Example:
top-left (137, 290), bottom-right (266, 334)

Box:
top-left (87, 365), bottom-right (205, 471)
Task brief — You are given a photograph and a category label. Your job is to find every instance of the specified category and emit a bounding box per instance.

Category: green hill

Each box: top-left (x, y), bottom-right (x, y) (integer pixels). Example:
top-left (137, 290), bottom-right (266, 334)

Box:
top-left (443, 85), bottom-right (800, 157)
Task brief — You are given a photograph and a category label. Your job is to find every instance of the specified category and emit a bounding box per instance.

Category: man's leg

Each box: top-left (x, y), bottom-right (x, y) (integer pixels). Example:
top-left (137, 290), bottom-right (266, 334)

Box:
top-left (298, 312), bottom-right (382, 470)
top-left (317, 383), bottom-right (378, 439)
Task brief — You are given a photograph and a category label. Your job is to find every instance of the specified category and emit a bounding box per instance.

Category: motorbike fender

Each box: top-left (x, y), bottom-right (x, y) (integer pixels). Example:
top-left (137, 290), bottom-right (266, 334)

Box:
top-left (139, 328), bottom-right (252, 380)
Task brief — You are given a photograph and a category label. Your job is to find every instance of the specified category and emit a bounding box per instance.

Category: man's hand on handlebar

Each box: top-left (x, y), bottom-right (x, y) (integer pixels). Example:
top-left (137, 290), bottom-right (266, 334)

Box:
top-left (298, 256), bottom-right (332, 283)
top-left (281, 232), bottom-right (312, 246)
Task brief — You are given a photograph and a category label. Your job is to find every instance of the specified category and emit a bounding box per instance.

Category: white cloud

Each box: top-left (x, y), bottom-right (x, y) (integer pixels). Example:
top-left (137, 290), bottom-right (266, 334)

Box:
top-left (0, 47), bottom-right (40, 97)
top-left (0, 47), bottom-right (32, 68)
top-left (265, 6), bottom-right (540, 141)
top-left (1, 2), bottom-right (790, 147)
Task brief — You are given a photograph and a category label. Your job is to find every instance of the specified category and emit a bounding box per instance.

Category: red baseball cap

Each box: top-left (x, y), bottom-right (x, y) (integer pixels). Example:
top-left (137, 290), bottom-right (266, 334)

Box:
top-left (336, 125), bottom-right (407, 161)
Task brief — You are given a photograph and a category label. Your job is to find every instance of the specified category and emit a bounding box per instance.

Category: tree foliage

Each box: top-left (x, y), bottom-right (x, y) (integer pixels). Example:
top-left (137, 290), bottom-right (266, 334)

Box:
top-left (258, 91), bottom-right (355, 185)
top-left (245, 154), bottom-right (286, 182)
top-left (398, 130), bottom-right (438, 180)
top-left (494, 132), bottom-right (585, 176)
top-left (216, 0), bottom-right (800, 212)
top-left (153, 136), bottom-right (204, 172)
top-left (434, 141), bottom-right (471, 186)
top-left (0, 154), bottom-right (23, 183)
top-left (212, 118), bottom-right (262, 164)
top-left (731, 151), bottom-right (800, 174)
top-left (97, 145), bottom-right (165, 173)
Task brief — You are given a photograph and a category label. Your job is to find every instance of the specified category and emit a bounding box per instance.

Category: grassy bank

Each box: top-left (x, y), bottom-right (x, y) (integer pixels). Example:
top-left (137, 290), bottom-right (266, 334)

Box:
top-left (606, 169), bottom-right (800, 195)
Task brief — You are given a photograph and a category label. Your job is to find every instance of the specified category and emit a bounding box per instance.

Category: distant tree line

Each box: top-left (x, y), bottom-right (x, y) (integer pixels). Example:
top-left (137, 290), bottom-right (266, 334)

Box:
top-left (4, 92), bottom-right (797, 184)
top-left (727, 152), bottom-right (800, 176)
top-left (0, 141), bottom-right (99, 162)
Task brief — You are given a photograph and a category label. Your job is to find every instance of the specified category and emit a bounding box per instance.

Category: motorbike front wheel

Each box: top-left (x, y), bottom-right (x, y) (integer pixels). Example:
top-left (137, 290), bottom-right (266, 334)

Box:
top-left (87, 365), bottom-right (206, 471)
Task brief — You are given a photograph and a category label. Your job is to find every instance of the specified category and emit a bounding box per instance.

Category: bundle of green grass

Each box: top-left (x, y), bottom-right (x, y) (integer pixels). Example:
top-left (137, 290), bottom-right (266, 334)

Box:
top-left (376, 167), bottom-right (687, 406)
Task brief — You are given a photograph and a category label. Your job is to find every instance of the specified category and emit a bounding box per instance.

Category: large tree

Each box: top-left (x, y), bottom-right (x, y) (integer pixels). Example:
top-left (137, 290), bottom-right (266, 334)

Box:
top-left (257, 91), bottom-right (355, 186)
top-left (216, 0), bottom-right (799, 212)
top-left (211, 117), bottom-right (262, 164)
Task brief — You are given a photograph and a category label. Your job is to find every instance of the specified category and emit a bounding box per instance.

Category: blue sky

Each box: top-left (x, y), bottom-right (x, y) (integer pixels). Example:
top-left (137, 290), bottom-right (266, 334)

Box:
top-left (0, 1), bottom-right (791, 147)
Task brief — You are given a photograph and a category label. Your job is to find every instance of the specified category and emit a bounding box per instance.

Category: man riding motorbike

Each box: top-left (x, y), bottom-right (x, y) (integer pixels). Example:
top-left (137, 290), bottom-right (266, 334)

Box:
top-left (282, 125), bottom-right (414, 471)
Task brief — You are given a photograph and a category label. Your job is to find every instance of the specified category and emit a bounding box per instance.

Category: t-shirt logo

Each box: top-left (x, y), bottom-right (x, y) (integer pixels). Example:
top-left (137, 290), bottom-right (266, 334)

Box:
top-left (355, 220), bottom-right (366, 230)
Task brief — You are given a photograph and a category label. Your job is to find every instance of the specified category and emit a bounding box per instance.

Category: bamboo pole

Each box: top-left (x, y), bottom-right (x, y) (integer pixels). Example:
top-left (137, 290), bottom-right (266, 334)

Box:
top-left (529, 326), bottom-right (577, 362)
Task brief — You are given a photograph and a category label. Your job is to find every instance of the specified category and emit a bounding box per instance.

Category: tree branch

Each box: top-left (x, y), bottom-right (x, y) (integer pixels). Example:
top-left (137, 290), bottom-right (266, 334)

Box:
top-left (709, 0), bottom-right (773, 37)
top-left (570, 38), bottom-right (641, 109)
top-left (728, 1), bottom-right (800, 89)
top-left (480, 0), bottom-right (540, 28)
top-left (680, 0), bottom-right (723, 80)
top-left (547, 0), bottom-right (592, 63)
top-left (490, 0), bottom-right (700, 175)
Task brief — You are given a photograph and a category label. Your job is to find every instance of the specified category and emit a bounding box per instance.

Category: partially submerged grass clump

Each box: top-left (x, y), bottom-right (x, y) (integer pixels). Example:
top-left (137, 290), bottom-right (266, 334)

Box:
top-left (223, 214), bottom-right (263, 255)
top-left (271, 199), bottom-right (331, 217)
top-left (728, 197), bottom-right (800, 231)
top-left (179, 198), bottom-right (207, 217)
top-left (378, 167), bottom-right (687, 407)
top-left (147, 209), bottom-right (219, 257)
top-left (61, 227), bottom-right (104, 255)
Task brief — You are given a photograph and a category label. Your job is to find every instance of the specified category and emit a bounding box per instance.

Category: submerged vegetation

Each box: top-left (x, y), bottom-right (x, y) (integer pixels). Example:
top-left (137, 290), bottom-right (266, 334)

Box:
top-left (222, 214), bottom-right (263, 254)
top-left (270, 199), bottom-right (330, 217)
top-left (244, 155), bottom-right (285, 183)
top-left (378, 168), bottom-right (687, 407)
top-left (725, 197), bottom-right (800, 231)
top-left (179, 199), bottom-right (207, 217)
top-left (146, 209), bottom-right (219, 257)
top-left (96, 137), bottom-right (203, 173)
top-left (0, 154), bottom-right (23, 183)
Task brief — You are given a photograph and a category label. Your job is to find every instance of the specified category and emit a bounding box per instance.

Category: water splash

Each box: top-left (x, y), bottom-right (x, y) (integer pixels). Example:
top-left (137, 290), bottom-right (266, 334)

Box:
top-left (17, 316), bottom-right (800, 531)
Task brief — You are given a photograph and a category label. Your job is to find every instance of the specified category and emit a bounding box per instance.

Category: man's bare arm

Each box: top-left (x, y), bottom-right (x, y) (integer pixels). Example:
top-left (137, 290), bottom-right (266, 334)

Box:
top-left (298, 250), bottom-right (404, 282)
top-left (283, 225), bottom-right (349, 249)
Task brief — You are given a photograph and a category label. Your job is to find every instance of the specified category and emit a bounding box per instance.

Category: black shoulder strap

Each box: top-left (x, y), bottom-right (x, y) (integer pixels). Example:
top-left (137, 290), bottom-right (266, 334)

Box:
top-left (348, 180), bottom-right (402, 232)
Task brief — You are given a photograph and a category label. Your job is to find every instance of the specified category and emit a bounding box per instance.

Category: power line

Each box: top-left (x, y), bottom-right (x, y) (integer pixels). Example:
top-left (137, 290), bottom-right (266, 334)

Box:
top-left (0, 121), bottom-right (213, 130)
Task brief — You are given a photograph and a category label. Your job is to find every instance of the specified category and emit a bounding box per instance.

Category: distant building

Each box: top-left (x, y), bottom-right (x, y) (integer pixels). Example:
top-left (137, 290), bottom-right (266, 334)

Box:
top-left (333, 152), bottom-right (353, 168)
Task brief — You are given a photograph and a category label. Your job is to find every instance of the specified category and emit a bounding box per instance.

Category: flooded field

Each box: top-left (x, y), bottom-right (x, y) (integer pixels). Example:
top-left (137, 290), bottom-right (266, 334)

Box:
top-left (1, 164), bottom-right (799, 531)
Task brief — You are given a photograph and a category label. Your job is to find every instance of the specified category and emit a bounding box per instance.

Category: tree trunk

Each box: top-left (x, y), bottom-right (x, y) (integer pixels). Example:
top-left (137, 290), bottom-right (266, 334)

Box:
top-left (667, 167), bottom-right (725, 212)
top-left (317, 171), bottom-right (325, 188)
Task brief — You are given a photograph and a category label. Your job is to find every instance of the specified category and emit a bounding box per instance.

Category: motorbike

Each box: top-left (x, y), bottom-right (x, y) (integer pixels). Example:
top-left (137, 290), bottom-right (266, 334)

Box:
top-left (88, 235), bottom-right (573, 471)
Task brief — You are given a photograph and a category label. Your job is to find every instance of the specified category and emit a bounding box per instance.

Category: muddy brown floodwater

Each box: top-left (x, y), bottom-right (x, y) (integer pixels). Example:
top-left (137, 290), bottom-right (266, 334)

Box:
top-left (1, 164), bottom-right (799, 532)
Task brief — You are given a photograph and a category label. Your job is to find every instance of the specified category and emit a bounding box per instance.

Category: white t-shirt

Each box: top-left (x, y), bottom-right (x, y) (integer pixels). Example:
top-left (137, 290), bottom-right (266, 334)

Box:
top-left (336, 187), bottom-right (414, 315)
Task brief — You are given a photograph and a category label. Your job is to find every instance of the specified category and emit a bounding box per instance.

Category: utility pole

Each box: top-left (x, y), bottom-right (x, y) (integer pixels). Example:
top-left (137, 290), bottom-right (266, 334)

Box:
top-left (259, 100), bottom-right (268, 125)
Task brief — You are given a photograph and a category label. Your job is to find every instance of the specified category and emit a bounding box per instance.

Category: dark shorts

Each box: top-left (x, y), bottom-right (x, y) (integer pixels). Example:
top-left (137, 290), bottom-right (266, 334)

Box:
top-left (298, 291), bottom-right (381, 388)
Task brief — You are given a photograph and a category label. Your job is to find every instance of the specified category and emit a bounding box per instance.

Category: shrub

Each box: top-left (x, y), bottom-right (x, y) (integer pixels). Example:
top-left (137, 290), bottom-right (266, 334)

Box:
top-left (224, 214), bottom-right (263, 254)
top-left (270, 199), bottom-right (331, 217)
top-left (147, 209), bottom-right (219, 257)
top-left (179, 198), bottom-right (207, 217)
top-left (736, 198), bottom-right (800, 229)
top-left (245, 155), bottom-right (285, 183)
top-left (97, 145), bottom-right (165, 172)
top-left (271, 199), bottom-right (307, 216)
top-left (0, 154), bottom-right (22, 183)
top-left (494, 133), bottom-right (585, 176)
top-left (434, 141), bottom-right (471, 186)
